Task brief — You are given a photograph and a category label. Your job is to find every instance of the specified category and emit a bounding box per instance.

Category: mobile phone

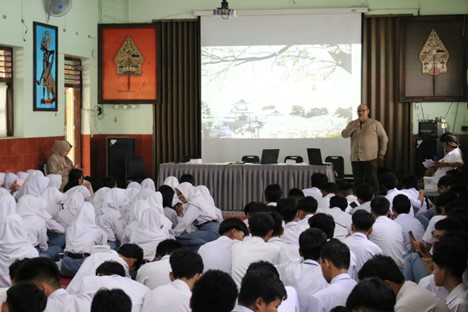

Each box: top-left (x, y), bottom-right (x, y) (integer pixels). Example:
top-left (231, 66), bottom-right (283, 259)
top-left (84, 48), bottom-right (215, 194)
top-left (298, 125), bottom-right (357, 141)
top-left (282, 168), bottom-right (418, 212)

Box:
top-left (408, 231), bottom-right (416, 241)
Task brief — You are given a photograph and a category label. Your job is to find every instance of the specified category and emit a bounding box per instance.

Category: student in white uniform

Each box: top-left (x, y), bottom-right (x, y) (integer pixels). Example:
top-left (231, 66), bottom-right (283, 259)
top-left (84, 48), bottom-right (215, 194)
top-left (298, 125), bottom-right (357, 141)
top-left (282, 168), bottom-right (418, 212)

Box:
top-left (276, 228), bottom-right (328, 312)
top-left (78, 261), bottom-right (150, 312)
top-left (190, 270), bottom-right (238, 312)
top-left (3, 282), bottom-right (47, 312)
top-left (232, 267), bottom-right (287, 312)
top-left (296, 196), bottom-right (318, 232)
top-left (427, 134), bottom-right (464, 183)
top-left (231, 212), bottom-right (281, 287)
top-left (136, 239), bottom-right (182, 290)
top-left (90, 288), bottom-right (131, 312)
top-left (306, 239), bottom-right (357, 312)
top-left (0, 193), bottom-right (16, 221)
top-left (392, 194), bottom-right (425, 253)
top-left (198, 218), bottom-right (248, 273)
top-left (15, 257), bottom-right (92, 312)
top-left (275, 198), bottom-right (302, 245)
top-left (343, 210), bottom-right (382, 280)
top-left (141, 248), bottom-right (203, 312)
top-left (267, 212), bottom-right (301, 264)
top-left (326, 196), bottom-right (352, 240)
top-left (346, 277), bottom-right (396, 311)
top-left (432, 235), bottom-right (468, 312)
top-left (368, 197), bottom-right (405, 267)
top-left (56, 192), bottom-right (84, 231)
top-left (381, 172), bottom-right (415, 216)
top-left (60, 202), bottom-right (107, 278)
top-left (351, 183), bottom-right (374, 214)
top-left (264, 184), bottom-right (283, 207)
top-left (96, 188), bottom-right (126, 250)
top-left (358, 255), bottom-right (450, 312)
top-left (302, 172), bottom-right (328, 202)
top-left (317, 182), bottom-right (337, 213)
top-left (0, 214), bottom-right (39, 287)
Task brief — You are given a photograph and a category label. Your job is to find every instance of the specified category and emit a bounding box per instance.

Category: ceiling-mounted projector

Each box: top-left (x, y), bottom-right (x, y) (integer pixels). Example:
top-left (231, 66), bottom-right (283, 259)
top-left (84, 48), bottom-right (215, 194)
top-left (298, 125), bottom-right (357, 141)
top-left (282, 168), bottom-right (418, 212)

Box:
top-left (213, 0), bottom-right (237, 19)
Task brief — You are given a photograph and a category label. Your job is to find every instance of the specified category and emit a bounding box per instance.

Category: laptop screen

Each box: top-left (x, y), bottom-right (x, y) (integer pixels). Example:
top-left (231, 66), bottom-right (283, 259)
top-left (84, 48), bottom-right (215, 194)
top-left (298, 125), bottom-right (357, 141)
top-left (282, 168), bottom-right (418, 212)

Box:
top-left (307, 148), bottom-right (323, 165)
top-left (260, 149), bottom-right (280, 164)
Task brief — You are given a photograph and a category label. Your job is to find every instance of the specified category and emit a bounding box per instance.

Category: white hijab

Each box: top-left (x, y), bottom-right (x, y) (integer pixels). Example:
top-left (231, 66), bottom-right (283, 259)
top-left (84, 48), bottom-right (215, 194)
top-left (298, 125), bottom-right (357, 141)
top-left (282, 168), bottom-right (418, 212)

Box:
top-left (41, 187), bottom-right (65, 218)
top-left (129, 207), bottom-right (170, 261)
top-left (47, 174), bottom-right (62, 189)
top-left (0, 193), bottom-right (16, 221)
top-left (140, 178), bottom-right (156, 191)
top-left (121, 199), bottom-right (151, 244)
top-left (93, 187), bottom-right (110, 215)
top-left (57, 192), bottom-right (85, 229)
top-left (0, 214), bottom-right (39, 287)
top-left (121, 187), bottom-right (141, 225)
top-left (139, 190), bottom-right (173, 230)
top-left (0, 173), bottom-right (5, 187)
top-left (163, 176), bottom-right (179, 189)
top-left (16, 171), bottom-right (29, 181)
top-left (101, 188), bottom-right (125, 214)
top-left (176, 182), bottom-right (217, 219)
top-left (16, 194), bottom-right (51, 220)
top-left (66, 202), bottom-right (106, 253)
top-left (126, 181), bottom-right (141, 191)
top-left (16, 172), bottom-right (49, 199)
top-left (65, 185), bottom-right (92, 201)
top-left (4, 173), bottom-right (17, 190)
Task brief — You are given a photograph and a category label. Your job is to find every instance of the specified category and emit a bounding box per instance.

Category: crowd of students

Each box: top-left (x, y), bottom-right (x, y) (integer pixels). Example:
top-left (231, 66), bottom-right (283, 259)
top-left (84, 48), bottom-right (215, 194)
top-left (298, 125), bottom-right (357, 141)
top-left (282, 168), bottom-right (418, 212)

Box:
top-left (0, 166), bottom-right (467, 312)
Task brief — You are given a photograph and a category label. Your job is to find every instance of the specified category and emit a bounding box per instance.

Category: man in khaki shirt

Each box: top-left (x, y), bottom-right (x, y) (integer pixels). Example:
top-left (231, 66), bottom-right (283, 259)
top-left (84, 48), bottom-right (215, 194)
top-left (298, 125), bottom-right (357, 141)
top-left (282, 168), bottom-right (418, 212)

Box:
top-left (341, 104), bottom-right (388, 193)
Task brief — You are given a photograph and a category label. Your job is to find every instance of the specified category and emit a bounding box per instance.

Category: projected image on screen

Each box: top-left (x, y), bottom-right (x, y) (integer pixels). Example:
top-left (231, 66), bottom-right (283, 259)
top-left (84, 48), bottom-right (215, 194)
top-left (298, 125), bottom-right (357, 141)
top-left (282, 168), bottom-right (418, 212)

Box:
top-left (202, 44), bottom-right (359, 139)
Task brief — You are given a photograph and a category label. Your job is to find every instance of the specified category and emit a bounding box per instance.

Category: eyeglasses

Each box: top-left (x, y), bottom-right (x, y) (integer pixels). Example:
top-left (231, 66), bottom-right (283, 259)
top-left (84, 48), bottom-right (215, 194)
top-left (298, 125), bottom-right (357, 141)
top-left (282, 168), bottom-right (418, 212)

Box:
top-left (357, 109), bottom-right (368, 113)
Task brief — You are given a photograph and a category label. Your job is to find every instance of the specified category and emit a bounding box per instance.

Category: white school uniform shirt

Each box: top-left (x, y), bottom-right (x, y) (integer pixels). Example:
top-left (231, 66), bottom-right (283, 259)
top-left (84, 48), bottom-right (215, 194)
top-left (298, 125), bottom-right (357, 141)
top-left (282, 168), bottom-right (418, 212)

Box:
top-left (305, 273), bottom-right (357, 312)
top-left (96, 188), bottom-right (125, 242)
top-left (422, 215), bottom-right (446, 245)
top-left (297, 214), bottom-right (314, 232)
top-left (142, 279), bottom-right (191, 312)
top-left (78, 274), bottom-right (151, 312)
top-left (279, 286), bottom-right (300, 312)
top-left (325, 207), bottom-right (352, 240)
top-left (16, 195), bottom-right (49, 251)
top-left (136, 255), bottom-right (172, 290)
top-left (317, 193), bottom-right (334, 213)
top-left (386, 189), bottom-right (414, 216)
top-left (56, 192), bottom-right (84, 231)
top-left (232, 306), bottom-right (254, 312)
top-left (369, 215), bottom-right (405, 267)
top-left (231, 236), bottom-right (281, 287)
top-left (44, 288), bottom-right (91, 312)
top-left (401, 188), bottom-right (427, 214)
top-left (0, 193), bottom-right (16, 220)
top-left (418, 274), bottom-right (449, 300)
top-left (198, 235), bottom-right (237, 273)
top-left (395, 281), bottom-right (450, 312)
top-left (302, 187), bottom-right (322, 202)
top-left (281, 221), bottom-right (304, 245)
top-left (67, 251), bottom-right (129, 294)
top-left (394, 213), bottom-right (425, 252)
top-left (276, 259), bottom-right (328, 312)
top-left (268, 237), bottom-right (301, 264)
top-left (433, 147), bottom-right (464, 182)
top-left (445, 283), bottom-right (468, 312)
top-left (343, 232), bottom-right (382, 280)
top-left (351, 201), bottom-right (371, 214)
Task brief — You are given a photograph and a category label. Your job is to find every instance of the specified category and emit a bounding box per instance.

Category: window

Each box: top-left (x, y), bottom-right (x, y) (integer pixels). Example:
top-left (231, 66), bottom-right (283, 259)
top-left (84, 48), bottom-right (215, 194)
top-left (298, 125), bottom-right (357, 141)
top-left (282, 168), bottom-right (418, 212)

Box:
top-left (0, 46), bottom-right (13, 137)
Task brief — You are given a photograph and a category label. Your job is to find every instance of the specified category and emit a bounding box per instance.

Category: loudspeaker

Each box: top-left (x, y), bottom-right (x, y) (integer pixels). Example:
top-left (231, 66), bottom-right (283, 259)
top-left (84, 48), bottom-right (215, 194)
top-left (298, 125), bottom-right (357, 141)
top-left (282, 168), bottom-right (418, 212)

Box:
top-left (415, 138), bottom-right (444, 178)
top-left (107, 137), bottom-right (135, 187)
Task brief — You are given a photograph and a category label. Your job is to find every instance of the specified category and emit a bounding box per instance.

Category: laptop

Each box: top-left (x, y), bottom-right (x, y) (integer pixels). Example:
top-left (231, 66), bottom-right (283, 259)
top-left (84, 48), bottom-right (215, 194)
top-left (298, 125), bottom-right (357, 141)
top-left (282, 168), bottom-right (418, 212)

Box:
top-left (307, 148), bottom-right (324, 165)
top-left (260, 149), bottom-right (280, 164)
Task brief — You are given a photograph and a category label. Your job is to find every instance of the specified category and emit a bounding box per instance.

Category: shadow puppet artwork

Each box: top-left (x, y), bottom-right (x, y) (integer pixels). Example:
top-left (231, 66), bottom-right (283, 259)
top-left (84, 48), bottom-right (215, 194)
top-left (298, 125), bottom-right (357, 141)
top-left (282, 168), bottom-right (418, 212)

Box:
top-left (34, 22), bottom-right (58, 111)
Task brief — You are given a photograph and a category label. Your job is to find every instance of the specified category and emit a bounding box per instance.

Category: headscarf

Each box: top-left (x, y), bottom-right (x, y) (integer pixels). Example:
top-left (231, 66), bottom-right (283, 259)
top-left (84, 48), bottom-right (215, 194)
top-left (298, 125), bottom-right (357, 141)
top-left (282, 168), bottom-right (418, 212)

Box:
top-left (57, 192), bottom-right (85, 229)
top-left (41, 187), bottom-right (65, 218)
top-left (64, 185), bottom-right (92, 201)
top-left (121, 199), bottom-right (151, 244)
top-left (65, 202), bottom-right (106, 253)
top-left (140, 178), bottom-right (156, 191)
top-left (51, 140), bottom-right (72, 158)
top-left (4, 173), bottom-right (17, 190)
top-left (93, 187), bottom-right (110, 215)
top-left (175, 182), bottom-right (217, 219)
top-left (140, 190), bottom-right (164, 215)
top-left (129, 207), bottom-right (170, 261)
top-left (16, 171), bottom-right (29, 181)
top-left (47, 174), bottom-right (62, 189)
top-left (16, 194), bottom-right (51, 221)
top-left (163, 176), bottom-right (179, 189)
top-left (126, 181), bottom-right (141, 192)
top-left (0, 173), bottom-right (5, 188)
top-left (121, 187), bottom-right (140, 225)
top-left (101, 188), bottom-right (126, 213)
top-left (0, 193), bottom-right (16, 222)
top-left (16, 172), bottom-right (49, 199)
top-left (0, 214), bottom-right (39, 287)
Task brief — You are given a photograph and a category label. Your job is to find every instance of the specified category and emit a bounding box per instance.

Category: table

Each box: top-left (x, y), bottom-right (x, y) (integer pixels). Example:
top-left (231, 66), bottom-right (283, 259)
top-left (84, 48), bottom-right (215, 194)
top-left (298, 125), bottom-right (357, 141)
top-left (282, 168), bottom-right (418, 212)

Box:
top-left (157, 163), bottom-right (334, 212)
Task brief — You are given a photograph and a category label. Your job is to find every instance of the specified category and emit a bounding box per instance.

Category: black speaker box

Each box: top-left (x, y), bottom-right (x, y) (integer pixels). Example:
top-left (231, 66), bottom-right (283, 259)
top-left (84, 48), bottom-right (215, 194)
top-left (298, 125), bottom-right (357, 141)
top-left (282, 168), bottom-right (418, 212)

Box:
top-left (107, 137), bottom-right (135, 187)
top-left (415, 138), bottom-right (444, 178)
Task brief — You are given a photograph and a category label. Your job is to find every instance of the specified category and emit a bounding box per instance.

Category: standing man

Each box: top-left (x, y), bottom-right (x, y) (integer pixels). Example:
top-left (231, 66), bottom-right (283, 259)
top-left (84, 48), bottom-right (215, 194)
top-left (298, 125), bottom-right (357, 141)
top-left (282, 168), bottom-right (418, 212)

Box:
top-left (341, 104), bottom-right (388, 193)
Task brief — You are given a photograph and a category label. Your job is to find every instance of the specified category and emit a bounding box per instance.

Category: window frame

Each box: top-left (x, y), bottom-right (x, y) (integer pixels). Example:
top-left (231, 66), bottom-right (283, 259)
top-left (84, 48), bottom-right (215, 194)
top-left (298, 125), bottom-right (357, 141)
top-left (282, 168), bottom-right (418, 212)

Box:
top-left (0, 46), bottom-right (14, 137)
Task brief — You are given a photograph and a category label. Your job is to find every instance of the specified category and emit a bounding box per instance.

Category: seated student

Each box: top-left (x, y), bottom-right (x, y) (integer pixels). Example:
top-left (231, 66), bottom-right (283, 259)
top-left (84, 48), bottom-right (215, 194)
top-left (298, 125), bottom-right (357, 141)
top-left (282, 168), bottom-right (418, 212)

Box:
top-left (78, 261), bottom-right (150, 312)
top-left (276, 228), bottom-right (328, 312)
top-left (318, 182), bottom-right (337, 212)
top-left (179, 173), bottom-right (194, 185)
top-left (335, 181), bottom-right (359, 212)
top-left (306, 239), bottom-right (357, 312)
top-left (61, 202), bottom-right (107, 278)
top-left (358, 255), bottom-right (450, 312)
top-left (343, 210), bottom-right (382, 280)
top-left (392, 194), bottom-right (425, 253)
top-left (401, 174), bottom-right (427, 216)
top-left (141, 248), bottom-right (203, 312)
top-left (91, 288), bottom-right (132, 312)
top-left (242, 201), bottom-right (270, 228)
top-left (232, 266), bottom-right (287, 312)
top-left (368, 197), bottom-right (405, 268)
top-left (287, 188), bottom-right (305, 203)
top-left (296, 196), bottom-right (318, 231)
top-left (136, 239), bottom-right (182, 290)
top-left (326, 195), bottom-right (352, 240)
top-left (303, 173), bottom-right (328, 202)
top-left (231, 212), bottom-right (281, 287)
top-left (426, 134), bottom-right (464, 183)
top-left (432, 234), bottom-right (468, 312)
top-left (56, 192), bottom-right (85, 231)
top-left (190, 270), bottom-right (238, 312)
top-left (15, 257), bottom-right (92, 312)
top-left (265, 184), bottom-right (283, 207)
top-left (63, 168), bottom-right (93, 195)
top-left (96, 188), bottom-right (126, 250)
top-left (158, 185), bottom-right (179, 228)
top-left (3, 282), bottom-right (47, 312)
top-left (346, 277), bottom-right (396, 312)
top-left (267, 212), bottom-right (300, 264)
top-left (115, 244), bottom-right (145, 280)
top-left (140, 178), bottom-right (156, 191)
top-left (274, 197), bottom-right (301, 245)
top-left (172, 183), bottom-right (220, 251)
top-left (198, 218), bottom-right (248, 274)
top-left (351, 183), bottom-right (374, 214)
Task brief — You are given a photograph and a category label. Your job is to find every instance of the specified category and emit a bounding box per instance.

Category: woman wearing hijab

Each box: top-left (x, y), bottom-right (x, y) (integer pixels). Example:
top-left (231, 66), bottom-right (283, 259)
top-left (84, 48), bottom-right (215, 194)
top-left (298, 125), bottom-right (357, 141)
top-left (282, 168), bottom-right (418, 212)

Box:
top-left (60, 202), bottom-right (107, 278)
top-left (47, 140), bottom-right (74, 190)
top-left (95, 188), bottom-right (125, 250)
top-left (140, 178), bottom-right (156, 191)
top-left (56, 192), bottom-right (84, 231)
top-left (158, 185), bottom-right (179, 228)
top-left (0, 214), bottom-right (39, 287)
top-left (121, 199), bottom-right (150, 244)
top-left (172, 182), bottom-right (220, 251)
top-left (15, 171), bottom-right (49, 200)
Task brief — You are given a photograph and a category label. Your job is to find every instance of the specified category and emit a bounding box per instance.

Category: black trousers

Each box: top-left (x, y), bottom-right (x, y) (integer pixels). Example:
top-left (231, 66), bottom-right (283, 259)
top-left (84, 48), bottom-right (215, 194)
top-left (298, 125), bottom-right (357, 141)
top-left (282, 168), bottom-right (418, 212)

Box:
top-left (351, 159), bottom-right (379, 193)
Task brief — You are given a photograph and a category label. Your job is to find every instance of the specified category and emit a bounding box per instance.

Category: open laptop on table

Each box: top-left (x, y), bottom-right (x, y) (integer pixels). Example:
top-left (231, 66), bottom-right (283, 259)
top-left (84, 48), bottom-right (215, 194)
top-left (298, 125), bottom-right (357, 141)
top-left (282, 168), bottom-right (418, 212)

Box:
top-left (260, 149), bottom-right (280, 164)
top-left (307, 148), bottom-right (327, 165)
